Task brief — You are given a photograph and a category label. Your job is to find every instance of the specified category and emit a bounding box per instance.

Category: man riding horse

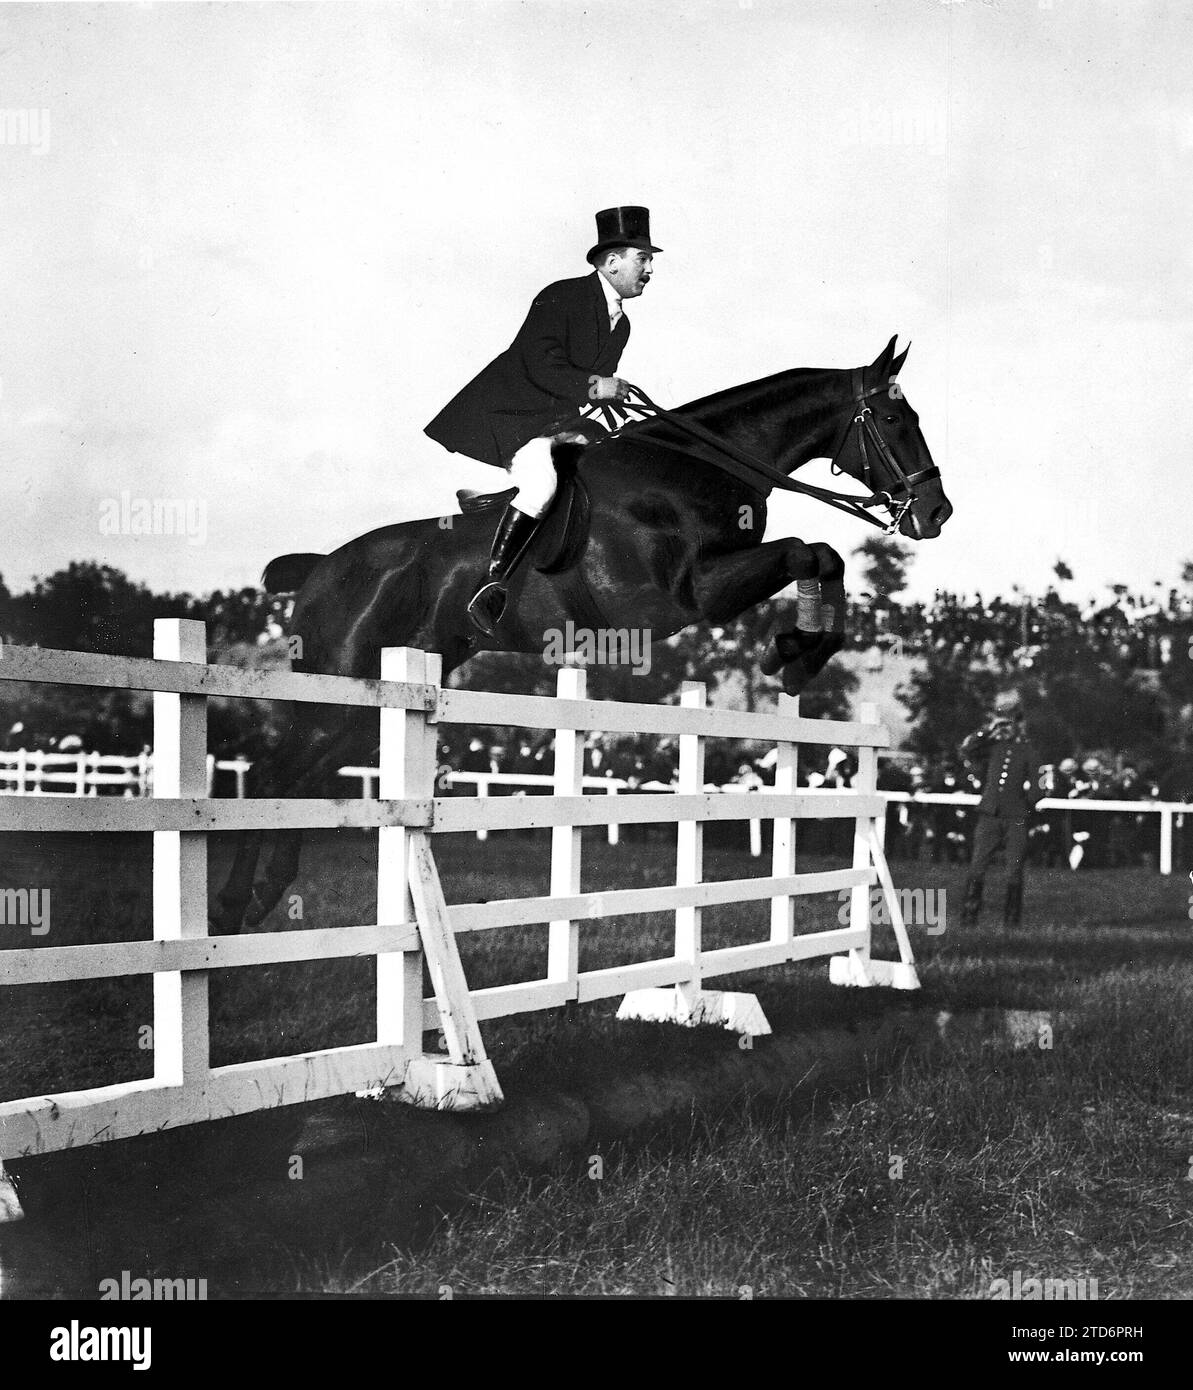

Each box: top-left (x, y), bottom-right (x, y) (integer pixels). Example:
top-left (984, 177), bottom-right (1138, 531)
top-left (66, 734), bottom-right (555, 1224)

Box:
top-left (424, 205), bottom-right (661, 636)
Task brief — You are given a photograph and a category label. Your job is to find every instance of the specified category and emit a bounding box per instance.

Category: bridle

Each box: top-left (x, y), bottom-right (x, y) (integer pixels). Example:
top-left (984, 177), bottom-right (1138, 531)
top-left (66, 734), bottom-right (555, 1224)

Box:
top-left (820, 367), bottom-right (942, 534)
top-left (593, 369), bottom-right (940, 535)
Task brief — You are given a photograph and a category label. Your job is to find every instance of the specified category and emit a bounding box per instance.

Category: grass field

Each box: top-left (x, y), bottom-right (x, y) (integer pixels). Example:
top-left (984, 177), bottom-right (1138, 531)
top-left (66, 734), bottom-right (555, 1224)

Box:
top-left (2, 824), bottom-right (1192, 1297)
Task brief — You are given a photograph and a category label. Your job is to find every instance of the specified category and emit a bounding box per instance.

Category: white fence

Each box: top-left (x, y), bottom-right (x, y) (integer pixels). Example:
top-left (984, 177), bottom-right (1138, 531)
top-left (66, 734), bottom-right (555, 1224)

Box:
top-left (0, 623), bottom-right (919, 1220)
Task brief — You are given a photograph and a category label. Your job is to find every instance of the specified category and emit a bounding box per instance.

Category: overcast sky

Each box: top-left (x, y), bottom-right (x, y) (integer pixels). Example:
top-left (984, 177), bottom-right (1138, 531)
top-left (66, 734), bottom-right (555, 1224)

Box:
top-left (1, 0), bottom-right (1189, 604)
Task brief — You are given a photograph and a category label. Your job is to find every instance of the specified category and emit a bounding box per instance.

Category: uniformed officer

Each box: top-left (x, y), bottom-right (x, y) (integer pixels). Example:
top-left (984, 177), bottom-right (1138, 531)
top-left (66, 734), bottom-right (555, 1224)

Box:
top-left (959, 695), bottom-right (1042, 928)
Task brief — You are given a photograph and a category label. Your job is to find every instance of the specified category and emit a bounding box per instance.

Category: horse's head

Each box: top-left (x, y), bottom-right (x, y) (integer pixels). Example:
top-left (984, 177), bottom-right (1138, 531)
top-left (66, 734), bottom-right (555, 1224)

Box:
top-left (830, 336), bottom-right (952, 540)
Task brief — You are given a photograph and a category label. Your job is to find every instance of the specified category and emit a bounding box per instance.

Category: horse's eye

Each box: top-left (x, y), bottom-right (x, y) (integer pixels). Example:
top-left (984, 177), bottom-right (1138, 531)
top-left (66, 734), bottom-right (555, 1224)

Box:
top-left (884, 415), bottom-right (900, 425)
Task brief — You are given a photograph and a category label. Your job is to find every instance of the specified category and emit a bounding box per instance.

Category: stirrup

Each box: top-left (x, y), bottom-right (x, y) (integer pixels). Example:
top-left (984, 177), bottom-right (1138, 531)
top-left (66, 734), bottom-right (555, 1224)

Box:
top-left (467, 580), bottom-right (508, 636)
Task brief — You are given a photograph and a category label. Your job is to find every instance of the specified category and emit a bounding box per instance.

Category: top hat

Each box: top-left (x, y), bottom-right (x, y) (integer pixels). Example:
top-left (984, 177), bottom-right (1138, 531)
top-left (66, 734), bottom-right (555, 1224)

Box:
top-left (586, 206), bottom-right (662, 263)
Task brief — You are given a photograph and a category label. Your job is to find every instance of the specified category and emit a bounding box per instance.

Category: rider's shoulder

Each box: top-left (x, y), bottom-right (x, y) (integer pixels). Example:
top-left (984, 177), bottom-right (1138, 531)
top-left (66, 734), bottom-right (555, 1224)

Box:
top-left (531, 273), bottom-right (598, 306)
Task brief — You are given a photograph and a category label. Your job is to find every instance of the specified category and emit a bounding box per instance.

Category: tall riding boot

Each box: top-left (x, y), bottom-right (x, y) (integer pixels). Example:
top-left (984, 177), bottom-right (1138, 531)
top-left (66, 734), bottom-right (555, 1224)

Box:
top-left (467, 505), bottom-right (541, 637)
top-left (960, 876), bottom-right (983, 927)
top-left (1003, 878), bottom-right (1023, 929)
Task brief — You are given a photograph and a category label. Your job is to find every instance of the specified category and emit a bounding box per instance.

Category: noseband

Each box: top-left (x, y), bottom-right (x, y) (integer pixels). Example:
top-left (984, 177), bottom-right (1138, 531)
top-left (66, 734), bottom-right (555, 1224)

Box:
top-left (605, 373), bottom-right (939, 534)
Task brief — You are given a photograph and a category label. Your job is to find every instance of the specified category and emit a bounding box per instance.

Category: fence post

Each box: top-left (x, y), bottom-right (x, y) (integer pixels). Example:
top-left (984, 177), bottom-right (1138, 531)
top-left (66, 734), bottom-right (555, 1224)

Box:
top-left (675, 681), bottom-right (706, 1008)
top-left (16, 747), bottom-right (26, 795)
top-left (830, 704), bottom-right (918, 990)
top-left (618, 681), bottom-right (770, 1037)
top-left (390, 646), bottom-right (502, 1110)
top-left (1160, 806), bottom-right (1173, 876)
top-left (475, 777), bottom-right (489, 841)
top-left (607, 781), bottom-right (619, 846)
top-left (548, 666), bottom-right (585, 997)
top-left (152, 618), bottom-right (210, 1091)
top-left (376, 647), bottom-right (433, 1058)
top-left (852, 703), bottom-right (879, 970)
top-left (770, 694), bottom-right (799, 944)
top-left (74, 752), bottom-right (86, 796)
top-left (829, 701), bottom-right (880, 987)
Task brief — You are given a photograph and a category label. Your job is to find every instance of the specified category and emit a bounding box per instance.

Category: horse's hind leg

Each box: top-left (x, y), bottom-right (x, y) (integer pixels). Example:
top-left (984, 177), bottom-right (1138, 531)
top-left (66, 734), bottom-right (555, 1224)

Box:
top-left (242, 829), bottom-right (304, 929)
top-left (211, 830), bottom-right (265, 932)
top-left (210, 708), bottom-right (357, 932)
top-left (241, 717), bottom-right (366, 928)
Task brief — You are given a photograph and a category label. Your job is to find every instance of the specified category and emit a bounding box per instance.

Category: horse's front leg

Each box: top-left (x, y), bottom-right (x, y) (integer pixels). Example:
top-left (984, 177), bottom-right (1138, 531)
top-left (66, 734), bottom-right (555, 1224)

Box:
top-left (760, 541), bottom-right (847, 693)
top-left (692, 538), bottom-right (846, 694)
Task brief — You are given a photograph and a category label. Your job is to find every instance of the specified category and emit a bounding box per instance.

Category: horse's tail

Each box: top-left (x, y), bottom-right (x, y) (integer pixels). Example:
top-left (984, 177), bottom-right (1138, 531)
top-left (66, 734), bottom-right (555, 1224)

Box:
top-left (262, 552), bottom-right (325, 594)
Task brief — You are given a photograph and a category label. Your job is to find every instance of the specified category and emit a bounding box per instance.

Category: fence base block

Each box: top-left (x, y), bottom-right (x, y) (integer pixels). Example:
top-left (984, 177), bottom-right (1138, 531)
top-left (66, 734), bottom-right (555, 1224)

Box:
top-left (829, 955), bottom-right (920, 990)
top-left (617, 986), bottom-right (772, 1037)
top-left (398, 1057), bottom-right (504, 1112)
top-left (0, 1161), bottom-right (23, 1223)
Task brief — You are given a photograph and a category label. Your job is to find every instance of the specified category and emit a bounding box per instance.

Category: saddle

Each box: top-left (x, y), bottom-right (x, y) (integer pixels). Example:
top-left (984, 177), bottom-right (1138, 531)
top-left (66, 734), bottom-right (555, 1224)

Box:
top-left (455, 451), bottom-right (591, 577)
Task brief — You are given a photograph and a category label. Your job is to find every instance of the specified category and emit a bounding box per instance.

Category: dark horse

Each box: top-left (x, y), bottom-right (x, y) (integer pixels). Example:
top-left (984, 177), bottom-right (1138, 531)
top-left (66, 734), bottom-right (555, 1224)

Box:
top-left (211, 336), bottom-right (951, 930)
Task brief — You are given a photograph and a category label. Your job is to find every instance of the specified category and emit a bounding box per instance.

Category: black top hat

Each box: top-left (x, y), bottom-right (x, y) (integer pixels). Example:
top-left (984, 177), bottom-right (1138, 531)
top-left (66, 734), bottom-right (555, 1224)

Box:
top-left (586, 206), bottom-right (662, 264)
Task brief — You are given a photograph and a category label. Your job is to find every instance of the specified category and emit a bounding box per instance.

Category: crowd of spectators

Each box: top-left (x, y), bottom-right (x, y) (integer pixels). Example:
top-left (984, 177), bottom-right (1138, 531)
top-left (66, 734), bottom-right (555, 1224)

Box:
top-left (850, 581), bottom-right (1193, 671)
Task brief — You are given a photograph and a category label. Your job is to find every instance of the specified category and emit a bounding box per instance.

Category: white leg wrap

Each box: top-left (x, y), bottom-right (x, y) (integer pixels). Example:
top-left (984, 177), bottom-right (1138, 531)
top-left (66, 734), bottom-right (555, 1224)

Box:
top-left (795, 579), bottom-right (823, 632)
top-left (507, 436), bottom-right (558, 519)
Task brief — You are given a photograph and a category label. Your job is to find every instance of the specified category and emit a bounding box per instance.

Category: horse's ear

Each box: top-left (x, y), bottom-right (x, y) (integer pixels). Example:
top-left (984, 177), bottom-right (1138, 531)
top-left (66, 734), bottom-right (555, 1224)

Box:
top-left (891, 341), bottom-right (910, 377)
top-left (871, 335), bottom-right (898, 376)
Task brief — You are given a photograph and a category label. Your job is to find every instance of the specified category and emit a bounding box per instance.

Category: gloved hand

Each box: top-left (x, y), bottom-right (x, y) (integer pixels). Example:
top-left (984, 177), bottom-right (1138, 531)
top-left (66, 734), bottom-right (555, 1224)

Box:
top-left (587, 375), bottom-right (630, 403)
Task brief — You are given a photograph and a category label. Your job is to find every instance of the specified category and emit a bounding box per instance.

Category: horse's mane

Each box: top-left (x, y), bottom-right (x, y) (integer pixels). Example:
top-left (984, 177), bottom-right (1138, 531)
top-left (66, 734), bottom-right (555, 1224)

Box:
top-left (674, 365), bottom-right (830, 419)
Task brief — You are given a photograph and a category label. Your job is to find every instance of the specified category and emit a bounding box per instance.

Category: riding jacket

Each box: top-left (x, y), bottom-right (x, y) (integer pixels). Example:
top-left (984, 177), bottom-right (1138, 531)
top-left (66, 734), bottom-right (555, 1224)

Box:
top-left (425, 272), bottom-right (629, 468)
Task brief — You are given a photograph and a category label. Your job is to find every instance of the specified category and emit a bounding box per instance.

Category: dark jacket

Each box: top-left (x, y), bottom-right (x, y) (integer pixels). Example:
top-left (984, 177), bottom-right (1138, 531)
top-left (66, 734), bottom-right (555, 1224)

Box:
top-left (424, 272), bottom-right (630, 468)
top-left (961, 727), bottom-right (1042, 819)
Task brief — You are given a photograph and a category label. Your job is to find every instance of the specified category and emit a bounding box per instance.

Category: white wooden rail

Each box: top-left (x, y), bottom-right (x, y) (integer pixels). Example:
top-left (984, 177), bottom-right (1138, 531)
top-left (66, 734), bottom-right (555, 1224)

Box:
top-left (0, 627), bottom-right (917, 1220)
top-left (9, 752), bottom-right (1181, 872)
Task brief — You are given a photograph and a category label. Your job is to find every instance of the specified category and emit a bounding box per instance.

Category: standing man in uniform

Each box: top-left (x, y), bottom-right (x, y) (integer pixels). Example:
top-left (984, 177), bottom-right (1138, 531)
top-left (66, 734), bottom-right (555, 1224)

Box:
top-left (425, 206), bottom-right (661, 636)
top-left (959, 694), bottom-right (1042, 929)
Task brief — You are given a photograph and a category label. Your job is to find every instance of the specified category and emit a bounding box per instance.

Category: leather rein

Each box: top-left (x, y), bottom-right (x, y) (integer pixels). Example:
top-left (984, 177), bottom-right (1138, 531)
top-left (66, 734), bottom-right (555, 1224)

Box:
top-left (591, 367), bottom-right (940, 535)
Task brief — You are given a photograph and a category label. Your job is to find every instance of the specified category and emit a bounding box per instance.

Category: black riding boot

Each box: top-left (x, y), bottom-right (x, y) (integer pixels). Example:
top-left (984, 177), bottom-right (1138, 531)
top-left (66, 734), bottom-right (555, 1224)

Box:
top-left (1003, 878), bottom-right (1023, 929)
top-left (960, 876), bottom-right (983, 927)
top-left (467, 505), bottom-right (541, 637)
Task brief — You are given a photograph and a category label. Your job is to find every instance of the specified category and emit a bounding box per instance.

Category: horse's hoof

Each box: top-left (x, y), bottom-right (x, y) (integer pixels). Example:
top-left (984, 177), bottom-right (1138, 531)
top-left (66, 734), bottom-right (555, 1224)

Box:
top-left (208, 902), bottom-right (242, 934)
top-left (242, 891), bottom-right (273, 929)
top-left (760, 646), bottom-right (784, 677)
top-left (781, 663), bottom-right (812, 696)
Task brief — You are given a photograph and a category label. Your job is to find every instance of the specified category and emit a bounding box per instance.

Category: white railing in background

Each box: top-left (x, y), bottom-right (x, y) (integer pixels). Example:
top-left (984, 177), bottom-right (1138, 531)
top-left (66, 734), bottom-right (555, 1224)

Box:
top-left (2, 745), bottom-right (1184, 873)
top-left (0, 749), bottom-right (252, 798)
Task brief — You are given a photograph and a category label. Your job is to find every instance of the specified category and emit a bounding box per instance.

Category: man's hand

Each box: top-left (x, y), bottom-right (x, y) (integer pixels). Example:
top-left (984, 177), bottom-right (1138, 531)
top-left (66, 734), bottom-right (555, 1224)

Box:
top-left (587, 375), bottom-right (630, 403)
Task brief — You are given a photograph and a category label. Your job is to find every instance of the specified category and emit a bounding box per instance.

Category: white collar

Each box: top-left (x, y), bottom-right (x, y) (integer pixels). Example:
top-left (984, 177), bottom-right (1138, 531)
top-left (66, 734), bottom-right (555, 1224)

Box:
top-left (596, 270), bottom-right (622, 315)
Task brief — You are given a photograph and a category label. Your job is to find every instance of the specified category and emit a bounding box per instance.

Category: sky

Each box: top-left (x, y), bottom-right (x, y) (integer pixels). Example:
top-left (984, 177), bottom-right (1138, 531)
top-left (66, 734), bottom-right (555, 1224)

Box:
top-left (0, 0), bottom-right (1190, 605)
